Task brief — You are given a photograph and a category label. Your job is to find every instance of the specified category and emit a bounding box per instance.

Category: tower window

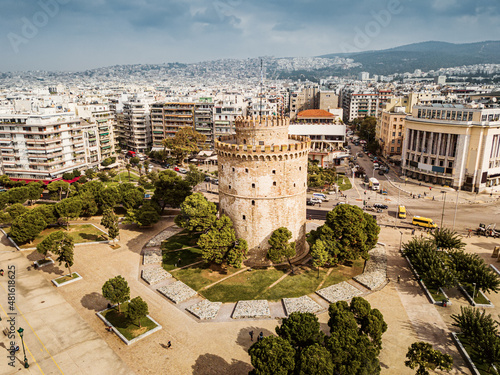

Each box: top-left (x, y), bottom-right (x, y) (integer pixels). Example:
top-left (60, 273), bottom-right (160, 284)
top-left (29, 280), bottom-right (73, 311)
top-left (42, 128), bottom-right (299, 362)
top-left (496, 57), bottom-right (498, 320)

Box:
top-left (245, 168), bottom-right (248, 173)
top-left (243, 215), bottom-right (246, 220)
top-left (252, 200), bottom-right (255, 206)
top-left (272, 170), bottom-right (276, 174)
top-left (294, 183), bottom-right (296, 187)
top-left (252, 183), bottom-right (255, 188)
top-left (299, 166), bottom-right (302, 171)
top-left (273, 181), bottom-right (276, 186)
top-left (232, 167), bottom-right (235, 172)
top-left (229, 185), bottom-right (231, 190)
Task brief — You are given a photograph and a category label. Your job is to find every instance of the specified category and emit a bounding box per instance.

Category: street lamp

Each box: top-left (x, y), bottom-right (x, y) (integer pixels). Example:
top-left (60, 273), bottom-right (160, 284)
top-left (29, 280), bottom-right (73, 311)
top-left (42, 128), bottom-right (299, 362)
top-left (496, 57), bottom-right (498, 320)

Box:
top-left (17, 327), bottom-right (29, 368)
top-left (452, 188), bottom-right (460, 231)
top-left (399, 231), bottom-right (403, 252)
top-left (440, 190), bottom-right (447, 229)
top-left (472, 282), bottom-right (477, 304)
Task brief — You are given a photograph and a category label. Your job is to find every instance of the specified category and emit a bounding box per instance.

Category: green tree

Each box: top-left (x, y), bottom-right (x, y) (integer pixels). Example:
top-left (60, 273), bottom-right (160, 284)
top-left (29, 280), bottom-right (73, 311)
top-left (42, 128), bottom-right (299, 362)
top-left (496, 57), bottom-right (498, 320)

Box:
top-left (47, 180), bottom-right (70, 201)
top-left (97, 171), bottom-right (110, 182)
top-left (79, 180), bottom-right (104, 199)
top-left (198, 215), bottom-right (236, 265)
top-left (55, 197), bottom-right (83, 230)
top-left (99, 186), bottom-right (120, 209)
top-left (4, 203), bottom-right (28, 223)
top-left (127, 296), bottom-right (149, 327)
top-left (310, 239), bottom-right (330, 277)
top-left (129, 157), bottom-right (140, 167)
top-left (9, 211), bottom-right (47, 244)
top-left (78, 191), bottom-right (99, 217)
top-left (174, 193), bottom-right (217, 233)
top-left (32, 204), bottom-right (58, 225)
top-left (101, 207), bottom-right (119, 242)
top-left (85, 169), bottom-right (96, 180)
top-left (267, 227), bottom-right (296, 273)
top-left (143, 160), bottom-right (150, 173)
top-left (152, 170), bottom-right (192, 213)
top-left (7, 186), bottom-right (29, 204)
top-left (0, 192), bottom-right (8, 211)
top-left (107, 169), bottom-right (117, 179)
top-left (102, 275), bottom-right (130, 312)
top-left (162, 127), bottom-right (206, 166)
top-left (124, 201), bottom-right (160, 227)
top-left (405, 342), bottom-right (453, 375)
top-left (431, 228), bottom-right (465, 251)
top-left (248, 336), bottom-right (296, 375)
top-left (226, 238), bottom-right (248, 268)
top-left (120, 185), bottom-right (144, 210)
top-left (275, 312), bottom-right (323, 349)
top-left (296, 343), bottom-right (334, 375)
top-left (137, 163), bottom-right (143, 176)
top-left (125, 163), bottom-right (132, 181)
top-left (308, 204), bottom-right (379, 265)
top-left (185, 165), bottom-right (206, 188)
top-left (26, 182), bottom-right (44, 204)
top-left (36, 231), bottom-right (74, 275)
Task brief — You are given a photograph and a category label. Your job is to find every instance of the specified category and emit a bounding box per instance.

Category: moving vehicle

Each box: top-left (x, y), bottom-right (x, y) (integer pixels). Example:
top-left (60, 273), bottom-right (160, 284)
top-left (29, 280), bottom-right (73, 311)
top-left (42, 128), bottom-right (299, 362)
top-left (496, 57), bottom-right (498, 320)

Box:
top-left (306, 199), bottom-right (316, 206)
top-left (373, 203), bottom-right (388, 209)
top-left (380, 189), bottom-right (388, 195)
top-left (312, 193), bottom-right (328, 202)
top-left (310, 197), bottom-right (323, 204)
top-left (368, 178), bottom-right (380, 191)
top-left (412, 216), bottom-right (437, 229)
top-left (178, 168), bottom-right (188, 174)
top-left (398, 205), bottom-right (406, 219)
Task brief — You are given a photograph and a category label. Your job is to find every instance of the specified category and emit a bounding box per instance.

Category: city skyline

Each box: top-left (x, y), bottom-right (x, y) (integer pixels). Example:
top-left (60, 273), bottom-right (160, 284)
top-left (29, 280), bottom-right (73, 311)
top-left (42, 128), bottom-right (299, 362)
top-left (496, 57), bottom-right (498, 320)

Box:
top-left (1, 0), bottom-right (498, 72)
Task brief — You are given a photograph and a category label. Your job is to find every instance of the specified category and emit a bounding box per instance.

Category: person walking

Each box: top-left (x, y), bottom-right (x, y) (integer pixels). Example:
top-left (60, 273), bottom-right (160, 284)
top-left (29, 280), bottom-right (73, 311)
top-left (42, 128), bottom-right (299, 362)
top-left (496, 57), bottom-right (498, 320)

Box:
top-left (249, 330), bottom-right (254, 341)
top-left (258, 332), bottom-right (264, 341)
top-left (397, 275), bottom-right (401, 283)
top-left (167, 341), bottom-right (172, 349)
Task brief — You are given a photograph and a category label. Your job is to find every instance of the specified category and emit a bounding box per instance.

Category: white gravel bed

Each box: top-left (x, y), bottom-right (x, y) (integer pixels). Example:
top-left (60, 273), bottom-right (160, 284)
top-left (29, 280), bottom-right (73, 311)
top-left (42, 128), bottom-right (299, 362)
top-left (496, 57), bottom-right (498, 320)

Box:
top-left (143, 249), bottom-right (163, 265)
top-left (141, 267), bottom-right (172, 285)
top-left (157, 281), bottom-right (197, 304)
top-left (232, 300), bottom-right (271, 319)
top-left (354, 247), bottom-right (387, 290)
top-left (283, 296), bottom-right (323, 315)
top-left (145, 226), bottom-right (183, 247)
top-left (316, 281), bottom-right (363, 303)
top-left (187, 300), bottom-right (222, 320)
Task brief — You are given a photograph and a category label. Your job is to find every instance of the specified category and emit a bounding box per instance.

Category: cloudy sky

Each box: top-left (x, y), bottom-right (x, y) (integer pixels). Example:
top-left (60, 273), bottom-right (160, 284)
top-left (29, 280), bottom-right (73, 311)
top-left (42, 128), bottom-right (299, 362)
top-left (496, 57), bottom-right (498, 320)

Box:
top-left (1, 0), bottom-right (498, 72)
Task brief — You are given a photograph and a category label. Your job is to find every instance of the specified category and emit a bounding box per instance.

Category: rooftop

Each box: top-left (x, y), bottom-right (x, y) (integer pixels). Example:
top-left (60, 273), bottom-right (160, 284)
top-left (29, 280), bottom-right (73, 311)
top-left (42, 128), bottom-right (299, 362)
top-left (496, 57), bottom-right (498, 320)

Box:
top-left (297, 109), bottom-right (334, 118)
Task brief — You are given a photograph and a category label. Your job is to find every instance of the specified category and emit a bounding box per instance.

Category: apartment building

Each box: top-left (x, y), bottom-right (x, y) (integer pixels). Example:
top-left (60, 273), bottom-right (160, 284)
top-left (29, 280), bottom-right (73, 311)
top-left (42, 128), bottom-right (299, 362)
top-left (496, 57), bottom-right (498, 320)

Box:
top-left (289, 86), bottom-right (319, 118)
top-left (0, 109), bottom-right (87, 181)
top-left (213, 101), bottom-right (244, 139)
top-left (401, 102), bottom-right (500, 192)
top-left (341, 88), bottom-right (394, 123)
top-left (151, 101), bottom-right (214, 150)
top-left (377, 107), bottom-right (406, 158)
top-left (117, 97), bottom-right (152, 153)
top-left (75, 104), bottom-right (116, 167)
top-left (319, 91), bottom-right (339, 112)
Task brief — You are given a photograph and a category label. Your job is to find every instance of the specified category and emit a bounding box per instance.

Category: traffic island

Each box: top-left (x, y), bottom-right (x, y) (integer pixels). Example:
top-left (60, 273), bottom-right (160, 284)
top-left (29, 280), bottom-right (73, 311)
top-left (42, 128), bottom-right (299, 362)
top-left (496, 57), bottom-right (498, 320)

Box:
top-left (52, 272), bottom-right (82, 287)
top-left (97, 303), bottom-right (162, 345)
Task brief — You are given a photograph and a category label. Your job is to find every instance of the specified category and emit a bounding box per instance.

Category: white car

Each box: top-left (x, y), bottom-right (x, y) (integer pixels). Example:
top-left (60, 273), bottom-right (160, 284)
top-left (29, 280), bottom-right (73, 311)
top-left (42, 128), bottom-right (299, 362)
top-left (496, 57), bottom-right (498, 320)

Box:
top-left (178, 168), bottom-right (188, 174)
top-left (310, 197), bottom-right (323, 204)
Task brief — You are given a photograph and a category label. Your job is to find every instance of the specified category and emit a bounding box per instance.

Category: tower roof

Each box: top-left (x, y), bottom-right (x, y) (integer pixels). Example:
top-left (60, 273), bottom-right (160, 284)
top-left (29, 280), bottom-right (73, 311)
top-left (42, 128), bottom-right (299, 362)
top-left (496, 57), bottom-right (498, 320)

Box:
top-left (297, 109), bottom-right (335, 118)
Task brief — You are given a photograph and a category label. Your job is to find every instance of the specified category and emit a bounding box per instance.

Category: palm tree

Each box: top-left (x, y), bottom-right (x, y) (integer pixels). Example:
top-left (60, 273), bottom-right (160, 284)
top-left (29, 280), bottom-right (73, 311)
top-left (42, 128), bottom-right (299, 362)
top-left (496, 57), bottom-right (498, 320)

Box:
top-left (431, 228), bottom-right (465, 251)
top-left (137, 164), bottom-right (143, 176)
top-left (125, 163), bottom-right (132, 181)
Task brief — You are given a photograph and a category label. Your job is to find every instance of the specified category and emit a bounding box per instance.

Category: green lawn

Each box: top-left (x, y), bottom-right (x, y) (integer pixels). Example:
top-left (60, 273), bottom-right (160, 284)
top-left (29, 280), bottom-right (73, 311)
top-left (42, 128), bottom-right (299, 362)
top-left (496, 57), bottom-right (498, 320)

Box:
top-left (7, 224), bottom-right (108, 248)
top-left (457, 335), bottom-right (497, 375)
top-left (54, 273), bottom-right (80, 285)
top-left (161, 231), bottom-right (202, 252)
top-left (113, 171), bottom-right (140, 182)
top-left (171, 264), bottom-right (240, 291)
top-left (260, 267), bottom-right (328, 301)
top-left (463, 285), bottom-right (491, 305)
top-left (163, 248), bottom-right (203, 271)
top-left (336, 175), bottom-right (352, 191)
top-left (320, 259), bottom-right (366, 289)
top-left (102, 302), bottom-right (157, 341)
top-left (428, 287), bottom-right (448, 303)
top-left (201, 268), bottom-right (286, 303)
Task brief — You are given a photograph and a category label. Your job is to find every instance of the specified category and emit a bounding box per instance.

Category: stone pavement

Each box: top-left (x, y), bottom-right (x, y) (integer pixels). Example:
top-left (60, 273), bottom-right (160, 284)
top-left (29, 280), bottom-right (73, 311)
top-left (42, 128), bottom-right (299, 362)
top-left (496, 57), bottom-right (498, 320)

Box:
top-left (1, 217), bottom-right (486, 374)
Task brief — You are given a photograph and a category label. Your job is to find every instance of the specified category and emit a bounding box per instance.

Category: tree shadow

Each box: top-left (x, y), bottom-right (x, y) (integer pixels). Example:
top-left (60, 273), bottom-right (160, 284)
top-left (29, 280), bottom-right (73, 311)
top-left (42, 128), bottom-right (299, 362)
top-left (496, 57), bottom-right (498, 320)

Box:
top-left (81, 292), bottom-right (109, 311)
top-left (235, 327), bottom-right (275, 349)
top-left (191, 353), bottom-right (252, 375)
top-left (26, 250), bottom-right (44, 262)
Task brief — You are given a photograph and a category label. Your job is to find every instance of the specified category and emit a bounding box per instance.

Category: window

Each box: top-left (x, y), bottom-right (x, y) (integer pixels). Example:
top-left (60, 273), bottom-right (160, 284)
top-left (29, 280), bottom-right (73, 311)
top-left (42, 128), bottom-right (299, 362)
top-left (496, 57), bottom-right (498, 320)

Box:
top-left (448, 161), bottom-right (453, 168)
top-left (229, 185), bottom-right (231, 190)
top-left (294, 183), bottom-right (296, 187)
top-left (252, 183), bottom-right (255, 188)
top-left (245, 168), bottom-right (248, 173)
top-left (391, 147), bottom-right (394, 152)
top-left (272, 170), bottom-right (276, 174)
top-left (299, 166), bottom-right (302, 171)
top-left (392, 132), bottom-right (396, 136)
top-left (243, 215), bottom-right (246, 220)
top-left (259, 141), bottom-right (264, 145)
top-left (232, 167), bottom-right (235, 172)
top-left (251, 200), bottom-right (255, 206)
top-left (391, 140), bottom-right (395, 144)
top-left (273, 181), bottom-right (276, 186)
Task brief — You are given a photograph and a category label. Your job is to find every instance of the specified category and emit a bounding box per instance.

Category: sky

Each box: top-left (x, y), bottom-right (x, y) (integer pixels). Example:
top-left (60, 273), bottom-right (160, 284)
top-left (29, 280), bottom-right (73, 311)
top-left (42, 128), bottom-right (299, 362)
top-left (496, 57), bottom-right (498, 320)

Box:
top-left (1, 0), bottom-right (498, 72)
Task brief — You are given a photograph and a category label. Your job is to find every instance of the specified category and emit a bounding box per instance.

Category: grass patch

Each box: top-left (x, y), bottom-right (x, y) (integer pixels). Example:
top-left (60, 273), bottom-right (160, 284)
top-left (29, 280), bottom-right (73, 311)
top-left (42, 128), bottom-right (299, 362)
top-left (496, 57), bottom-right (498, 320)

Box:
top-left (113, 171), bottom-right (139, 182)
top-left (463, 285), bottom-right (491, 305)
top-left (259, 266), bottom-right (328, 301)
top-left (9, 224), bottom-right (108, 248)
top-left (336, 174), bottom-right (352, 191)
top-left (427, 287), bottom-right (448, 303)
top-left (201, 268), bottom-right (286, 303)
top-left (54, 273), bottom-right (79, 285)
top-left (161, 231), bottom-right (202, 252)
top-left (457, 335), bottom-right (498, 375)
top-left (171, 264), bottom-right (240, 291)
top-left (321, 259), bottom-right (365, 289)
top-left (163, 248), bottom-right (203, 271)
top-left (102, 302), bottom-right (157, 341)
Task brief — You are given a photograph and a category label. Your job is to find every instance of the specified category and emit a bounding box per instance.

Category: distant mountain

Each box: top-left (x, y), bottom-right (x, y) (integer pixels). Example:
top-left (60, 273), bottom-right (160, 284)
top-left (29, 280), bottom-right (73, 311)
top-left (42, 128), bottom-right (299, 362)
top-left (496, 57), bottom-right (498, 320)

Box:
top-left (319, 40), bottom-right (500, 76)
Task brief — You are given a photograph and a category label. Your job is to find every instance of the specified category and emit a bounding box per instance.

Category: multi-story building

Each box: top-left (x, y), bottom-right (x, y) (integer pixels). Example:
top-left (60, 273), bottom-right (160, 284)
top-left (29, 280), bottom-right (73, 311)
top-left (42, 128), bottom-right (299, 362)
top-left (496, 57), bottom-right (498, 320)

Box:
top-left (401, 102), bottom-right (500, 192)
top-left (289, 109), bottom-right (346, 167)
top-left (289, 86), bottom-right (319, 118)
top-left (195, 98), bottom-right (214, 149)
top-left (377, 107), bottom-right (407, 158)
top-left (213, 101), bottom-right (244, 140)
top-left (118, 97), bottom-right (152, 153)
top-left (319, 91), bottom-right (339, 112)
top-left (341, 88), bottom-right (394, 123)
top-left (0, 109), bottom-right (87, 181)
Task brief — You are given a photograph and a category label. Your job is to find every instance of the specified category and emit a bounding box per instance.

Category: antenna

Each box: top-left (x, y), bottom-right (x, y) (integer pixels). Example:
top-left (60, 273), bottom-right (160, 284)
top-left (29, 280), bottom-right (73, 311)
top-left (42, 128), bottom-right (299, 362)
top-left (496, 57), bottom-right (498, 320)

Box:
top-left (259, 58), bottom-right (263, 124)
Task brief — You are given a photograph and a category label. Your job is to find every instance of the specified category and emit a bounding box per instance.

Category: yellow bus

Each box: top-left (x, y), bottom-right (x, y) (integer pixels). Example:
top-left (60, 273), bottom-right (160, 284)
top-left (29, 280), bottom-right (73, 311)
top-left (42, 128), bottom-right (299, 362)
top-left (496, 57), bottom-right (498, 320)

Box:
top-left (412, 216), bottom-right (438, 229)
top-left (398, 205), bottom-right (406, 219)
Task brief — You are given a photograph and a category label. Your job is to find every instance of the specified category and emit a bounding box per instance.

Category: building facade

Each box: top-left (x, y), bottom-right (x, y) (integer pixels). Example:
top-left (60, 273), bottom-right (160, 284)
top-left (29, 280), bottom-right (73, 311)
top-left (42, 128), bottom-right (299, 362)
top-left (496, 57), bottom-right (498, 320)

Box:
top-left (402, 104), bottom-right (500, 192)
top-left (341, 88), bottom-right (393, 123)
top-left (118, 97), bottom-right (152, 153)
top-left (215, 116), bottom-right (310, 265)
top-left (377, 108), bottom-right (406, 158)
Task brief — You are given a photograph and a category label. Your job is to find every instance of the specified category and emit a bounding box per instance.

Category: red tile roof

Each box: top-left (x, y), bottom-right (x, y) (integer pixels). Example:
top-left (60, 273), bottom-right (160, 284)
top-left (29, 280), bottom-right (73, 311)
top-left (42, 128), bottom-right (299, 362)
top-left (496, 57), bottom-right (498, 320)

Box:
top-left (297, 109), bottom-right (335, 118)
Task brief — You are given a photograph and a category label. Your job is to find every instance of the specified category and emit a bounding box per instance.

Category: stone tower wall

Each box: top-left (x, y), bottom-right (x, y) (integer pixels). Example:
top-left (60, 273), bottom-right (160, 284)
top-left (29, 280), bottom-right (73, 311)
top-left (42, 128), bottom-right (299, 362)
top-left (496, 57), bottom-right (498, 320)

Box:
top-left (216, 124), bottom-right (310, 265)
top-left (235, 116), bottom-right (289, 146)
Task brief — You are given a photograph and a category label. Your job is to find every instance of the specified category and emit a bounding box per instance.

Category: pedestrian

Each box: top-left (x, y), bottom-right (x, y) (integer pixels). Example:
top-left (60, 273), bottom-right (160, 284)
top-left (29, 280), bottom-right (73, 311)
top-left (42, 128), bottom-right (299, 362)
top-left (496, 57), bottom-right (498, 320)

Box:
top-left (412, 229), bottom-right (415, 235)
top-left (397, 275), bottom-right (401, 283)
top-left (167, 341), bottom-right (172, 349)
top-left (258, 332), bottom-right (264, 341)
top-left (178, 257), bottom-right (182, 266)
top-left (0, 269), bottom-right (3, 276)
top-left (319, 202), bottom-right (321, 208)
top-left (468, 229), bottom-right (472, 238)
top-left (432, 196), bottom-right (435, 201)
top-left (249, 330), bottom-right (254, 341)
top-left (14, 346), bottom-right (19, 352)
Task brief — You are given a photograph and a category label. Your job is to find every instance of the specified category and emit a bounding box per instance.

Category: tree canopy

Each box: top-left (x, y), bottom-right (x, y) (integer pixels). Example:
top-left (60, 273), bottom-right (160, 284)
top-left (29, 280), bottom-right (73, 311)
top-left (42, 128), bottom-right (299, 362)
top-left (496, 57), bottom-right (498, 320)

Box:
top-left (267, 227), bottom-right (296, 272)
top-left (55, 197), bottom-right (83, 230)
top-left (162, 127), bottom-right (206, 165)
top-left (127, 296), bottom-right (149, 327)
top-left (248, 336), bottom-right (296, 375)
top-left (9, 211), bottom-right (47, 245)
top-left (405, 342), bottom-right (453, 375)
top-left (102, 275), bottom-right (130, 312)
top-left (38, 231), bottom-right (75, 275)
top-left (152, 170), bottom-right (192, 213)
top-left (431, 228), bottom-right (465, 251)
top-left (174, 193), bottom-right (217, 233)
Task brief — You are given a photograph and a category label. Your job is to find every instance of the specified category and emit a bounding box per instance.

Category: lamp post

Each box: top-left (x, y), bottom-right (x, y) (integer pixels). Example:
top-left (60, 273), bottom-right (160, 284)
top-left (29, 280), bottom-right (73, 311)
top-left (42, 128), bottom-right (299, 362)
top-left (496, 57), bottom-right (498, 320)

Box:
top-left (452, 188), bottom-right (460, 231)
top-left (472, 282), bottom-right (477, 304)
top-left (17, 327), bottom-right (29, 368)
top-left (440, 190), bottom-right (447, 229)
top-left (399, 231), bottom-right (403, 252)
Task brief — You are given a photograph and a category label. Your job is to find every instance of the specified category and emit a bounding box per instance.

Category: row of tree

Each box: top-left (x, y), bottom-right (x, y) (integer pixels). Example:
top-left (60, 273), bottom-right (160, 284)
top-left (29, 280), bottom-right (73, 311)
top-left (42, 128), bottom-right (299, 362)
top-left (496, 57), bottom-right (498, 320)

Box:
top-left (248, 297), bottom-right (387, 375)
top-left (307, 161), bottom-right (336, 188)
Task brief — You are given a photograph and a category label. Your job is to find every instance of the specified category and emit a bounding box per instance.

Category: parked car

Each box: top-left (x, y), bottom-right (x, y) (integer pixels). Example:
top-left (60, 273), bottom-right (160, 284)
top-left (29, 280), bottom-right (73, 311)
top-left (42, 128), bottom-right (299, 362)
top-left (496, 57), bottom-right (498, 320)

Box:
top-left (174, 166), bottom-right (180, 172)
top-left (178, 168), bottom-right (188, 174)
top-left (306, 199), bottom-right (316, 206)
top-left (212, 179), bottom-right (219, 185)
top-left (373, 203), bottom-right (388, 209)
top-left (336, 202), bottom-right (346, 206)
top-left (378, 169), bottom-right (385, 175)
top-left (310, 197), bottom-right (323, 204)
top-left (204, 176), bottom-right (212, 182)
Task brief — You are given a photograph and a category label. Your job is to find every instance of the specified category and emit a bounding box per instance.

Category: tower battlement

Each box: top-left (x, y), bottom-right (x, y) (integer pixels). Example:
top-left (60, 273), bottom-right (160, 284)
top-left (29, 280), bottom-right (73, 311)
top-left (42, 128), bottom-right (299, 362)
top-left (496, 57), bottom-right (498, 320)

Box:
top-left (235, 115), bottom-right (290, 129)
top-left (215, 135), bottom-right (311, 156)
